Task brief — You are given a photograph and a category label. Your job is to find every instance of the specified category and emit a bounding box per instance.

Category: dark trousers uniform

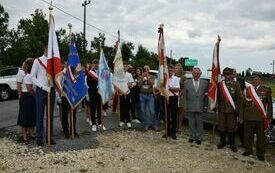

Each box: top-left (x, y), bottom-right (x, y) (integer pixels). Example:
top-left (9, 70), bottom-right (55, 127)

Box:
top-left (61, 97), bottom-right (76, 135)
top-left (119, 95), bottom-right (131, 123)
top-left (244, 121), bottom-right (266, 157)
top-left (167, 96), bottom-right (178, 137)
top-left (88, 88), bottom-right (102, 125)
top-left (218, 113), bottom-right (237, 132)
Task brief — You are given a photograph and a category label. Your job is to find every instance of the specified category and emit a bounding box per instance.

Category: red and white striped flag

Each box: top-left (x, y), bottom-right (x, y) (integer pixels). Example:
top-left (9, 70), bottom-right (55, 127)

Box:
top-left (157, 24), bottom-right (169, 100)
top-left (47, 13), bottom-right (62, 89)
top-left (208, 36), bottom-right (221, 110)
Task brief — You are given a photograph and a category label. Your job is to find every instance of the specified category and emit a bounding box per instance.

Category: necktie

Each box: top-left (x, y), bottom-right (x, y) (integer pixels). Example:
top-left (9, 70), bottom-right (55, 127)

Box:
top-left (195, 81), bottom-right (198, 92)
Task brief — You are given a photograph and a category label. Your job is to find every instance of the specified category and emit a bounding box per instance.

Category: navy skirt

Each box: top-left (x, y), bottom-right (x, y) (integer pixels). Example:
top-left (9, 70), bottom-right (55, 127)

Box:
top-left (17, 92), bottom-right (36, 128)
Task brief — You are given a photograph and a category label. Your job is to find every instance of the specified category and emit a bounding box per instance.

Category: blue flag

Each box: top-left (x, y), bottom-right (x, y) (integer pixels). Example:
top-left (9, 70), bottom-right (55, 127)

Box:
top-left (98, 49), bottom-right (114, 104)
top-left (63, 41), bottom-right (87, 109)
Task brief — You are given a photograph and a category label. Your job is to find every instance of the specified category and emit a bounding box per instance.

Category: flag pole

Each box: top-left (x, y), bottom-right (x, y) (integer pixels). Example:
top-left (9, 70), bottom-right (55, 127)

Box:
top-left (164, 99), bottom-right (168, 140)
top-left (47, 0), bottom-right (53, 147)
top-left (211, 35), bottom-right (221, 144)
top-left (70, 108), bottom-right (75, 139)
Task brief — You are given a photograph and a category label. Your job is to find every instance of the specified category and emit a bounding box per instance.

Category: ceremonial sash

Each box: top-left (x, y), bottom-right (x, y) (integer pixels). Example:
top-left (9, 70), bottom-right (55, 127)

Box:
top-left (220, 81), bottom-right (236, 110)
top-left (88, 69), bottom-right (98, 82)
top-left (66, 66), bottom-right (76, 84)
top-left (37, 58), bottom-right (47, 71)
top-left (245, 82), bottom-right (268, 130)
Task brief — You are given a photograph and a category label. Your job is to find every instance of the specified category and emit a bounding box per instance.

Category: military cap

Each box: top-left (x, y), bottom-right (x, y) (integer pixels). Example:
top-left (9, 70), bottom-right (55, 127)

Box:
top-left (251, 71), bottom-right (262, 78)
top-left (222, 67), bottom-right (233, 75)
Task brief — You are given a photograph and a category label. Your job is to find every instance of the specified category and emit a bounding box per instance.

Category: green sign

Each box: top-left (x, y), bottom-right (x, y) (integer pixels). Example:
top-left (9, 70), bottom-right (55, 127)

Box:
top-left (185, 59), bottom-right (198, 66)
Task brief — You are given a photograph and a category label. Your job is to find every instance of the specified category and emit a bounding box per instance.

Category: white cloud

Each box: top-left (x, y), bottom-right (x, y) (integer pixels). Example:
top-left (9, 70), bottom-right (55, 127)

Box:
top-left (1, 0), bottom-right (275, 73)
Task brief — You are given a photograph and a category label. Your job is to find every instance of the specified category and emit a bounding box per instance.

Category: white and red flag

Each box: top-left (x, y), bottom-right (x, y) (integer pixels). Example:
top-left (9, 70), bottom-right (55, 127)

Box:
top-left (47, 13), bottom-right (62, 90)
top-left (157, 24), bottom-right (169, 100)
top-left (208, 36), bottom-right (222, 110)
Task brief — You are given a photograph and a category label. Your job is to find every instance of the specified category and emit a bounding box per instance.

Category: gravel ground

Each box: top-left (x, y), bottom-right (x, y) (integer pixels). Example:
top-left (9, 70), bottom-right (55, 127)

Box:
top-left (0, 128), bottom-right (274, 173)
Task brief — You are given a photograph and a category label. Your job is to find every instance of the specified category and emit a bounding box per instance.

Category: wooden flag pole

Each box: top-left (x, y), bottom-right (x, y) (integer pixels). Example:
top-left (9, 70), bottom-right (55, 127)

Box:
top-left (211, 112), bottom-right (218, 144)
top-left (70, 108), bottom-right (75, 139)
top-left (164, 99), bottom-right (168, 140)
top-left (47, 93), bottom-right (51, 146)
top-left (101, 103), bottom-right (104, 131)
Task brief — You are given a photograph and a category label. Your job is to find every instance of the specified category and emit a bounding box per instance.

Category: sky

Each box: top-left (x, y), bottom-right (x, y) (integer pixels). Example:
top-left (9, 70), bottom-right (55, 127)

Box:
top-left (1, 0), bottom-right (275, 74)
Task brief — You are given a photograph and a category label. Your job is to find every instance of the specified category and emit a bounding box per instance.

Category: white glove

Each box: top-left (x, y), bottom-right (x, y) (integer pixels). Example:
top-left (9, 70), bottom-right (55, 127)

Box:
top-left (57, 97), bottom-right (62, 104)
top-left (86, 94), bottom-right (90, 102)
top-left (42, 85), bottom-right (51, 93)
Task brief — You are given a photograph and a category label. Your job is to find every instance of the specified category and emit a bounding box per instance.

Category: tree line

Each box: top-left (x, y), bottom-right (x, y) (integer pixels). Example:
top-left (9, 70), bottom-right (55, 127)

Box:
top-left (0, 4), bottom-right (159, 70)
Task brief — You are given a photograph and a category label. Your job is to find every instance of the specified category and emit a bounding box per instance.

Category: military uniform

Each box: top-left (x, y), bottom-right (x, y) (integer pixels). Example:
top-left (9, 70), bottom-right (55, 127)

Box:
top-left (242, 85), bottom-right (272, 160)
top-left (217, 80), bottom-right (242, 151)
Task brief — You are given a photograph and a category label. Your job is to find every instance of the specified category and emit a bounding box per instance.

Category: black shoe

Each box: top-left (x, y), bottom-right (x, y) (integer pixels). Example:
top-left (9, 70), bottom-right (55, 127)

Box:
top-left (46, 138), bottom-right (56, 145)
top-left (152, 126), bottom-right (159, 131)
top-left (188, 139), bottom-right (195, 143)
top-left (196, 140), bottom-right (202, 145)
top-left (230, 145), bottom-right (238, 152)
top-left (217, 142), bottom-right (226, 149)
top-left (28, 136), bottom-right (36, 141)
top-left (74, 133), bottom-right (80, 138)
top-left (144, 126), bottom-right (149, 131)
top-left (242, 151), bottom-right (252, 156)
top-left (37, 139), bottom-right (44, 147)
top-left (257, 156), bottom-right (265, 161)
top-left (171, 134), bottom-right (177, 140)
top-left (64, 133), bottom-right (70, 139)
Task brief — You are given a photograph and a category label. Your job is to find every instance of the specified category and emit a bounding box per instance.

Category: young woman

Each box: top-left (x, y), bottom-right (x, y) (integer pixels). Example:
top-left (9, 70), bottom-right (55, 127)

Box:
top-left (17, 58), bottom-right (36, 144)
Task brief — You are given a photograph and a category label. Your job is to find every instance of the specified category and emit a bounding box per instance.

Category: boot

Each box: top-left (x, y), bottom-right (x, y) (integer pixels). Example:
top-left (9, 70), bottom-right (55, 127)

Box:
top-left (229, 133), bottom-right (237, 152)
top-left (217, 132), bottom-right (226, 149)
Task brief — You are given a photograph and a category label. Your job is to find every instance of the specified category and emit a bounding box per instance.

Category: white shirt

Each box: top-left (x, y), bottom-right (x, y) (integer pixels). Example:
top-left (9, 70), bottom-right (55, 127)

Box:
top-left (30, 55), bottom-right (48, 88)
top-left (16, 69), bottom-right (25, 83)
top-left (125, 71), bottom-right (134, 83)
top-left (192, 79), bottom-right (201, 91)
top-left (168, 75), bottom-right (180, 96)
top-left (22, 74), bottom-right (33, 92)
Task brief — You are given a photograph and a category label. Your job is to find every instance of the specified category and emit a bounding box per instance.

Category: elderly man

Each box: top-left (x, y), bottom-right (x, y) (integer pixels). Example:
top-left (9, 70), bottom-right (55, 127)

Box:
top-left (183, 67), bottom-right (209, 144)
top-left (242, 72), bottom-right (272, 161)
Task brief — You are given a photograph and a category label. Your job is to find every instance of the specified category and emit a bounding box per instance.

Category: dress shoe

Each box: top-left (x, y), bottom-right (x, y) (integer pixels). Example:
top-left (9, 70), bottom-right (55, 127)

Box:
top-left (217, 142), bottom-right (226, 149)
top-left (37, 139), bottom-right (44, 147)
top-left (188, 139), bottom-right (195, 143)
top-left (196, 140), bottom-right (202, 145)
top-left (171, 134), bottom-right (177, 140)
top-left (152, 126), bottom-right (159, 131)
top-left (257, 156), bottom-right (265, 161)
top-left (230, 145), bottom-right (238, 152)
top-left (144, 126), bottom-right (149, 131)
top-left (242, 151), bottom-right (252, 156)
top-left (162, 134), bottom-right (170, 138)
top-left (74, 133), bottom-right (80, 138)
top-left (46, 138), bottom-right (56, 145)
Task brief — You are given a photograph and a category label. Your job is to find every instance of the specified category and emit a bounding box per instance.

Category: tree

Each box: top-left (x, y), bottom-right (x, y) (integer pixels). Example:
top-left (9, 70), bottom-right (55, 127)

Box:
top-left (121, 42), bottom-right (134, 62)
top-left (0, 4), bottom-right (10, 67)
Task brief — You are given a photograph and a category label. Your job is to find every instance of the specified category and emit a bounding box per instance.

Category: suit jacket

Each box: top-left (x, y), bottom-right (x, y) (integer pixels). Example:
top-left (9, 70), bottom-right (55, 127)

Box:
top-left (183, 79), bottom-right (209, 112)
top-left (242, 85), bottom-right (273, 122)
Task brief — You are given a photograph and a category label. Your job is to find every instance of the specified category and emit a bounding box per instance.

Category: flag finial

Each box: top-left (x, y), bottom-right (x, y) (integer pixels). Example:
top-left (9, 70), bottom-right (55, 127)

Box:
top-left (117, 30), bottom-right (120, 43)
top-left (217, 35), bottom-right (221, 42)
top-left (49, 0), bottom-right (53, 11)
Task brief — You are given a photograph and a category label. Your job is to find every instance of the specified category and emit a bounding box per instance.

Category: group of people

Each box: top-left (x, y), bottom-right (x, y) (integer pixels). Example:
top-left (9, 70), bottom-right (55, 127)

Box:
top-left (16, 45), bottom-right (273, 161)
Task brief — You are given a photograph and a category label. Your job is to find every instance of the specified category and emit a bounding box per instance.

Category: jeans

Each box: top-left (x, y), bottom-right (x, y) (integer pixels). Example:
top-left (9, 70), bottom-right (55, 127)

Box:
top-left (35, 87), bottom-right (55, 140)
top-left (139, 93), bottom-right (156, 127)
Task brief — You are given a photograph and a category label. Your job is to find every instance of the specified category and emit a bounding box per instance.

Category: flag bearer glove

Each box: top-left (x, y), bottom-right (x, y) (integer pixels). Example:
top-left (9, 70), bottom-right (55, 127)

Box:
top-left (57, 97), bottom-right (62, 105)
top-left (42, 85), bottom-right (51, 93)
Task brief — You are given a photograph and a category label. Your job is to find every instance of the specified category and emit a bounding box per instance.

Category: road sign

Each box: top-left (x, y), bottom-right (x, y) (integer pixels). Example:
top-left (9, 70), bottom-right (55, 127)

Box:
top-left (185, 59), bottom-right (198, 66)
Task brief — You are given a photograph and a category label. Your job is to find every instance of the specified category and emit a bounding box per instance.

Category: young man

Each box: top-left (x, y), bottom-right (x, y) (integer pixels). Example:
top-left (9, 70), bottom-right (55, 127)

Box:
top-left (242, 72), bottom-right (272, 161)
top-left (183, 67), bottom-right (209, 144)
top-left (87, 59), bottom-right (106, 131)
top-left (216, 67), bottom-right (242, 152)
top-left (30, 45), bottom-right (56, 146)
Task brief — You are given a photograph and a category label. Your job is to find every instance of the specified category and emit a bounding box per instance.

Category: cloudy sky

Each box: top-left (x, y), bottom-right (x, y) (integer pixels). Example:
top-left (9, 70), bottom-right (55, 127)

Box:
top-left (1, 0), bottom-right (275, 74)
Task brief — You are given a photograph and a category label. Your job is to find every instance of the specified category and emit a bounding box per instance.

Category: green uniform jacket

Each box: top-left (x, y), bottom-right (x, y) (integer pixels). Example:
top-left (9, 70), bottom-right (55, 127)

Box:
top-left (217, 81), bottom-right (242, 113)
top-left (243, 85), bottom-right (272, 122)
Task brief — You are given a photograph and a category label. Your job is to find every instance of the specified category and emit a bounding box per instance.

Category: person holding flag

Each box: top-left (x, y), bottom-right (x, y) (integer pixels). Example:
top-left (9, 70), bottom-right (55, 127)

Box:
top-left (216, 67), bottom-right (242, 152)
top-left (242, 72), bottom-right (272, 161)
top-left (98, 48), bottom-right (114, 129)
top-left (61, 38), bottom-right (87, 139)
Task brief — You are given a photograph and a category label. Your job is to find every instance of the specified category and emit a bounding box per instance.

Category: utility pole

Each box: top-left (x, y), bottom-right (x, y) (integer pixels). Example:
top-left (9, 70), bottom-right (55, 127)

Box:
top-left (82, 0), bottom-right (91, 59)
